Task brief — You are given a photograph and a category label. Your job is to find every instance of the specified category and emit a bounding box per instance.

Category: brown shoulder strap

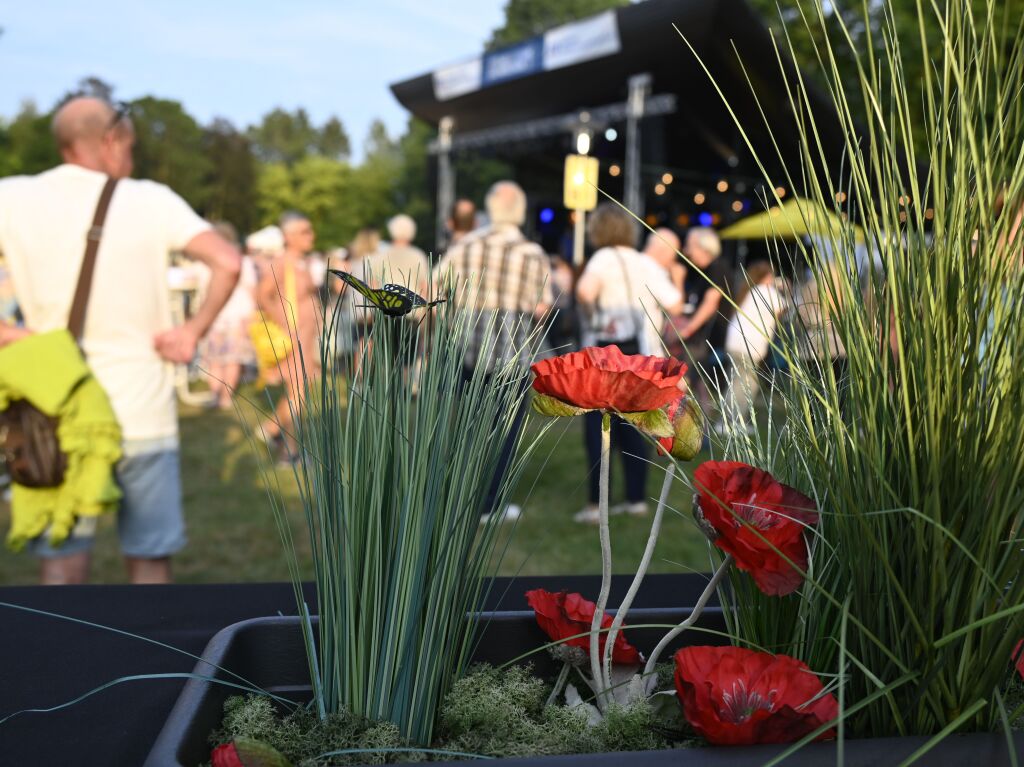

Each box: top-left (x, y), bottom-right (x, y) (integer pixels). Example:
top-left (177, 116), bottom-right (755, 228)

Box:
top-left (68, 177), bottom-right (118, 340)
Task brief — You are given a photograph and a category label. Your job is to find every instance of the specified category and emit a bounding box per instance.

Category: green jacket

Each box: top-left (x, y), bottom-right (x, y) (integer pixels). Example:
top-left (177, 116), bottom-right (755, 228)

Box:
top-left (0, 330), bottom-right (122, 550)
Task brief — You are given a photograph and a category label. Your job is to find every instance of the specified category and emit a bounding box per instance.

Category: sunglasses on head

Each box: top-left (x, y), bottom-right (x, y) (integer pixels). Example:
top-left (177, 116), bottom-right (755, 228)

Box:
top-left (107, 100), bottom-right (131, 131)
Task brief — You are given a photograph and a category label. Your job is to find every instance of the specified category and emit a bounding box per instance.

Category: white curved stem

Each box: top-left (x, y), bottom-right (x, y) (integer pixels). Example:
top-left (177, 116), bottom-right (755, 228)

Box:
top-left (603, 463), bottom-right (675, 689)
top-left (642, 554), bottom-right (733, 683)
top-left (545, 662), bottom-right (572, 707)
top-left (589, 412), bottom-right (613, 711)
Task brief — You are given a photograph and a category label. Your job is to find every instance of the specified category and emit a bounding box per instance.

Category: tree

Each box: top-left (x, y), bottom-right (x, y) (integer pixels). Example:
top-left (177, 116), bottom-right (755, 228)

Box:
top-left (63, 76), bottom-right (114, 103)
top-left (255, 162), bottom-right (297, 228)
top-left (248, 108), bottom-right (351, 166)
top-left (317, 116), bottom-right (350, 161)
top-left (487, 0), bottom-right (629, 49)
top-left (394, 117), bottom-right (436, 250)
top-left (248, 108), bottom-right (318, 165)
top-left (3, 101), bottom-right (59, 175)
top-left (202, 118), bottom-right (258, 233)
top-left (130, 96), bottom-right (211, 210)
top-left (292, 156), bottom-right (354, 248)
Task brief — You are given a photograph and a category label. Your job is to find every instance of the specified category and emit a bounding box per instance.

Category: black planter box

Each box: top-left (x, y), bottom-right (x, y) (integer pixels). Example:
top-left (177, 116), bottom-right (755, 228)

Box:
top-left (147, 586), bottom-right (1024, 767)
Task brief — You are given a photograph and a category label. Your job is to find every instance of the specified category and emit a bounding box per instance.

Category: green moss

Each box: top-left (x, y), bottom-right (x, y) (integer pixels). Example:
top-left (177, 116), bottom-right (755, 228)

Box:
top-left (210, 695), bottom-right (416, 765)
top-left (208, 665), bottom-right (696, 765)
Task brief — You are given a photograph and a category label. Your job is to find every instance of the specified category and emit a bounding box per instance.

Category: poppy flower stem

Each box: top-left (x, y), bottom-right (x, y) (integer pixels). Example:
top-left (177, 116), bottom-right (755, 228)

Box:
top-left (545, 661), bottom-right (572, 707)
top-left (589, 412), bottom-right (614, 710)
top-left (642, 554), bottom-right (733, 686)
top-left (603, 462), bottom-right (675, 691)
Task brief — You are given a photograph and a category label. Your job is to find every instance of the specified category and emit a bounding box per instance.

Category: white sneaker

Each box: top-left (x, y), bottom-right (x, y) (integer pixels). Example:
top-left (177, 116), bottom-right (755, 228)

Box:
top-left (610, 501), bottom-right (649, 517)
top-left (480, 504), bottom-right (522, 524)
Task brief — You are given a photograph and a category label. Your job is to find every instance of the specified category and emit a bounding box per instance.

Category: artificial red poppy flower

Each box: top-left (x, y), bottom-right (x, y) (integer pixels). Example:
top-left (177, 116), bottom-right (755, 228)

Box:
top-left (212, 738), bottom-right (290, 767)
top-left (658, 396), bottom-right (703, 460)
top-left (531, 345), bottom-right (686, 414)
top-left (674, 645), bottom-right (839, 745)
top-left (211, 742), bottom-right (244, 767)
top-left (693, 461), bottom-right (818, 596)
top-left (526, 588), bottom-right (642, 665)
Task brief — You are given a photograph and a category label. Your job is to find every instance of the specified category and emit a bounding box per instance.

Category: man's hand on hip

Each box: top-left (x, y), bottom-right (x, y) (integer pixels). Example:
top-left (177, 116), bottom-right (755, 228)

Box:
top-left (0, 322), bottom-right (31, 348)
top-left (154, 323), bottom-right (200, 364)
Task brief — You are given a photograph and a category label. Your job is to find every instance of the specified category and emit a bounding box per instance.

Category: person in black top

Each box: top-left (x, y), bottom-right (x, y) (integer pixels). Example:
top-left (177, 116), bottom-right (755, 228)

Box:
top-left (677, 227), bottom-right (729, 364)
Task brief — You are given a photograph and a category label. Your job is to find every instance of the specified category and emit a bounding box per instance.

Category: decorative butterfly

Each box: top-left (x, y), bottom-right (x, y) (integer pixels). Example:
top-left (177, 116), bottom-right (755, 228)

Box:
top-left (329, 269), bottom-right (446, 318)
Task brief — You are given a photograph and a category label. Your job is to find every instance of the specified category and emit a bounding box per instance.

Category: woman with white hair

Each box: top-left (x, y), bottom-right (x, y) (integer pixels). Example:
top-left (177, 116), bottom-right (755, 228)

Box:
top-left (357, 214), bottom-right (429, 296)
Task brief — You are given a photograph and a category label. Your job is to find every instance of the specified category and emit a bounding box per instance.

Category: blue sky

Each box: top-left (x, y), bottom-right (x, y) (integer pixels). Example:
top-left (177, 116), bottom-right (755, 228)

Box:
top-left (0, 0), bottom-right (506, 159)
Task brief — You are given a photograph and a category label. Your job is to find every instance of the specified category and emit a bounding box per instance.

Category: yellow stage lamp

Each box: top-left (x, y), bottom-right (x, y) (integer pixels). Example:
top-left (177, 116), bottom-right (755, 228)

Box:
top-left (564, 154), bottom-right (600, 211)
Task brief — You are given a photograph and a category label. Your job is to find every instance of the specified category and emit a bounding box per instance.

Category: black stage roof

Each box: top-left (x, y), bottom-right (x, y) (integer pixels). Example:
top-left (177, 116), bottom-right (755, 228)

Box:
top-left (389, 0), bottom-right (846, 189)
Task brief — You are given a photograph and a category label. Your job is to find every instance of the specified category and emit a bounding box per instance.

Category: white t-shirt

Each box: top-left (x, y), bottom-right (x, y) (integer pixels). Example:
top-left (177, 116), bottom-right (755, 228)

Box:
top-left (726, 283), bottom-right (784, 362)
top-left (0, 164), bottom-right (211, 441)
top-left (580, 246), bottom-right (681, 356)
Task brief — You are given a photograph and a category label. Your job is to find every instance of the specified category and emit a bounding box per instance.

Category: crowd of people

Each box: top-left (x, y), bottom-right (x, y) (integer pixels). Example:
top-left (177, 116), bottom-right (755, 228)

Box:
top-left (0, 95), bottom-right (796, 584)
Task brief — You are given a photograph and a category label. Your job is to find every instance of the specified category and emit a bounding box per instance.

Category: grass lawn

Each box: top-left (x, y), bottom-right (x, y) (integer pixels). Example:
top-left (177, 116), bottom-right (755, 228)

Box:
top-left (0, 388), bottom-right (714, 585)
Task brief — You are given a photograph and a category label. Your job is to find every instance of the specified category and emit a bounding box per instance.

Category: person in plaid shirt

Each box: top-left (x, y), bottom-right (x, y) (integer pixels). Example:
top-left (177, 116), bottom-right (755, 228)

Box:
top-left (433, 180), bottom-right (554, 522)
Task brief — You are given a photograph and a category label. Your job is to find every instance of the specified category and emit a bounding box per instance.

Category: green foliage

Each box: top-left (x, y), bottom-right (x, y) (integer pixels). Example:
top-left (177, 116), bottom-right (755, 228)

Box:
top-left (704, 0), bottom-right (1024, 740)
top-left (487, 0), bottom-right (630, 49)
top-left (210, 694), bottom-right (419, 766)
top-left (291, 156), bottom-right (354, 246)
top-left (248, 108), bottom-right (350, 166)
top-left (439, 664), bottom-right (676, 756)
top-left (210, 665), bottom-right (687, 764)
top-left (253, 295), bottom-right (552, 746)
top-left (394, 118), bottom-right (436, 252)
top-left (1, 102), bottom-right (59, 176)
top-left (203, 118), bottom-right (258, 234)
top-left (256, 162), bottom-right (298, 227)
top-left (130, 96), bottom-right (212, 210)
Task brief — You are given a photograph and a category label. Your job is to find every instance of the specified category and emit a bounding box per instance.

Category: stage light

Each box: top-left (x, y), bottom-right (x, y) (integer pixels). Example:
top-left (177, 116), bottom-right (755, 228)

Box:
top-left (676, 213), bottom-right (690, 226)
top-left (654, 183), bottom-right (666, 195)
top-left (711, 213), bottom-right (722, 225)
top-left (608, 164), bottom-right (621, 177)
top-left (539, 207), bottom-right (555, 224)
top-left (836, 191), bottom-right (847, 203)
top-left (693, 192), bottom-right (706, 205)
top-left (604, 127), bottom-right (618, 141)
top-left (925, 208), bottom-right (934, 219)
top-left (662, 173), bottom-right (673, 184)
top-left (576, 132), bottom-right (591, 155)
top-left (573, 172), bottom-right (585, 186)
top-left (731, 200), bottom-right (743, 212)
top-left (775, 186), bottom-right (787, 198)
top-left (899, 194), bottom-right (911, 206)
top-left (698, 212), bottom-right (713, 226)
top-left (716, 179), bottom-right (729, 192)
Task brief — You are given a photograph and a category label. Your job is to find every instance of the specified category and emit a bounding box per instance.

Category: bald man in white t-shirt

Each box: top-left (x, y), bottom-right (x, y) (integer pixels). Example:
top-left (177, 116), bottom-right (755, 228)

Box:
top-left (0, 97), bottom-right (240, 585)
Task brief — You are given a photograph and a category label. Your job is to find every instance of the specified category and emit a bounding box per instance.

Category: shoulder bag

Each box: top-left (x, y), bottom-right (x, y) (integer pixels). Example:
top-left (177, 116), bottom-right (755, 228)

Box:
top-left (0, 177), bottom-right (118, 488)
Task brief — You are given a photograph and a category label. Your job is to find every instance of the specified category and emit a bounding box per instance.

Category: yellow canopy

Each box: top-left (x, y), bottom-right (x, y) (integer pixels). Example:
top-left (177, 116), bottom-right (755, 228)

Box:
top-left (719, 197), bottom-right (862, 241)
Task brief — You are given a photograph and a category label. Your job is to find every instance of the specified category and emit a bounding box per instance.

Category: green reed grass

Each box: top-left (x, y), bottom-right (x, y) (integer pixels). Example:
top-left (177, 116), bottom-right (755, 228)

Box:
top-left (253, 281), bottom-right (550, 746)
top-left (693, 0), bottom-right (1024, 739)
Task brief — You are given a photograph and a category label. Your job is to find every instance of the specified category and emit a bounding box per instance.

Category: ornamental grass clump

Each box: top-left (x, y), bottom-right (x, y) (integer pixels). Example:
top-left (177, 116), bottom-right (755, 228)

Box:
top-left (257, 279), bottom-right (550, 747)
top-left (693, 0), bottom-right (1024, 740)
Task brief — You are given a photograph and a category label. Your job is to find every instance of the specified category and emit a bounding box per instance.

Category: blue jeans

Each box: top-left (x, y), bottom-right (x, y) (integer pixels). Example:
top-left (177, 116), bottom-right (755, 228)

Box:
top-left (29, 437), bottom-right (187, 559)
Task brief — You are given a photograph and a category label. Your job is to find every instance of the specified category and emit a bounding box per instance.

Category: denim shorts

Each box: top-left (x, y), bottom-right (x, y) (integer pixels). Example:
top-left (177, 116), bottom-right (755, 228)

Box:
top-left (29, 437), bottom-right (187, 559)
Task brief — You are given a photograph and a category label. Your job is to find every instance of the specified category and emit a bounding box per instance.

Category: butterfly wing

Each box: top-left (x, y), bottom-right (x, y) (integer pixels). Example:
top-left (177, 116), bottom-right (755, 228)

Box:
top-left (383, 284), bottom-right (427, 306)
top-left (329, 269), bottom-right (392, 312)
